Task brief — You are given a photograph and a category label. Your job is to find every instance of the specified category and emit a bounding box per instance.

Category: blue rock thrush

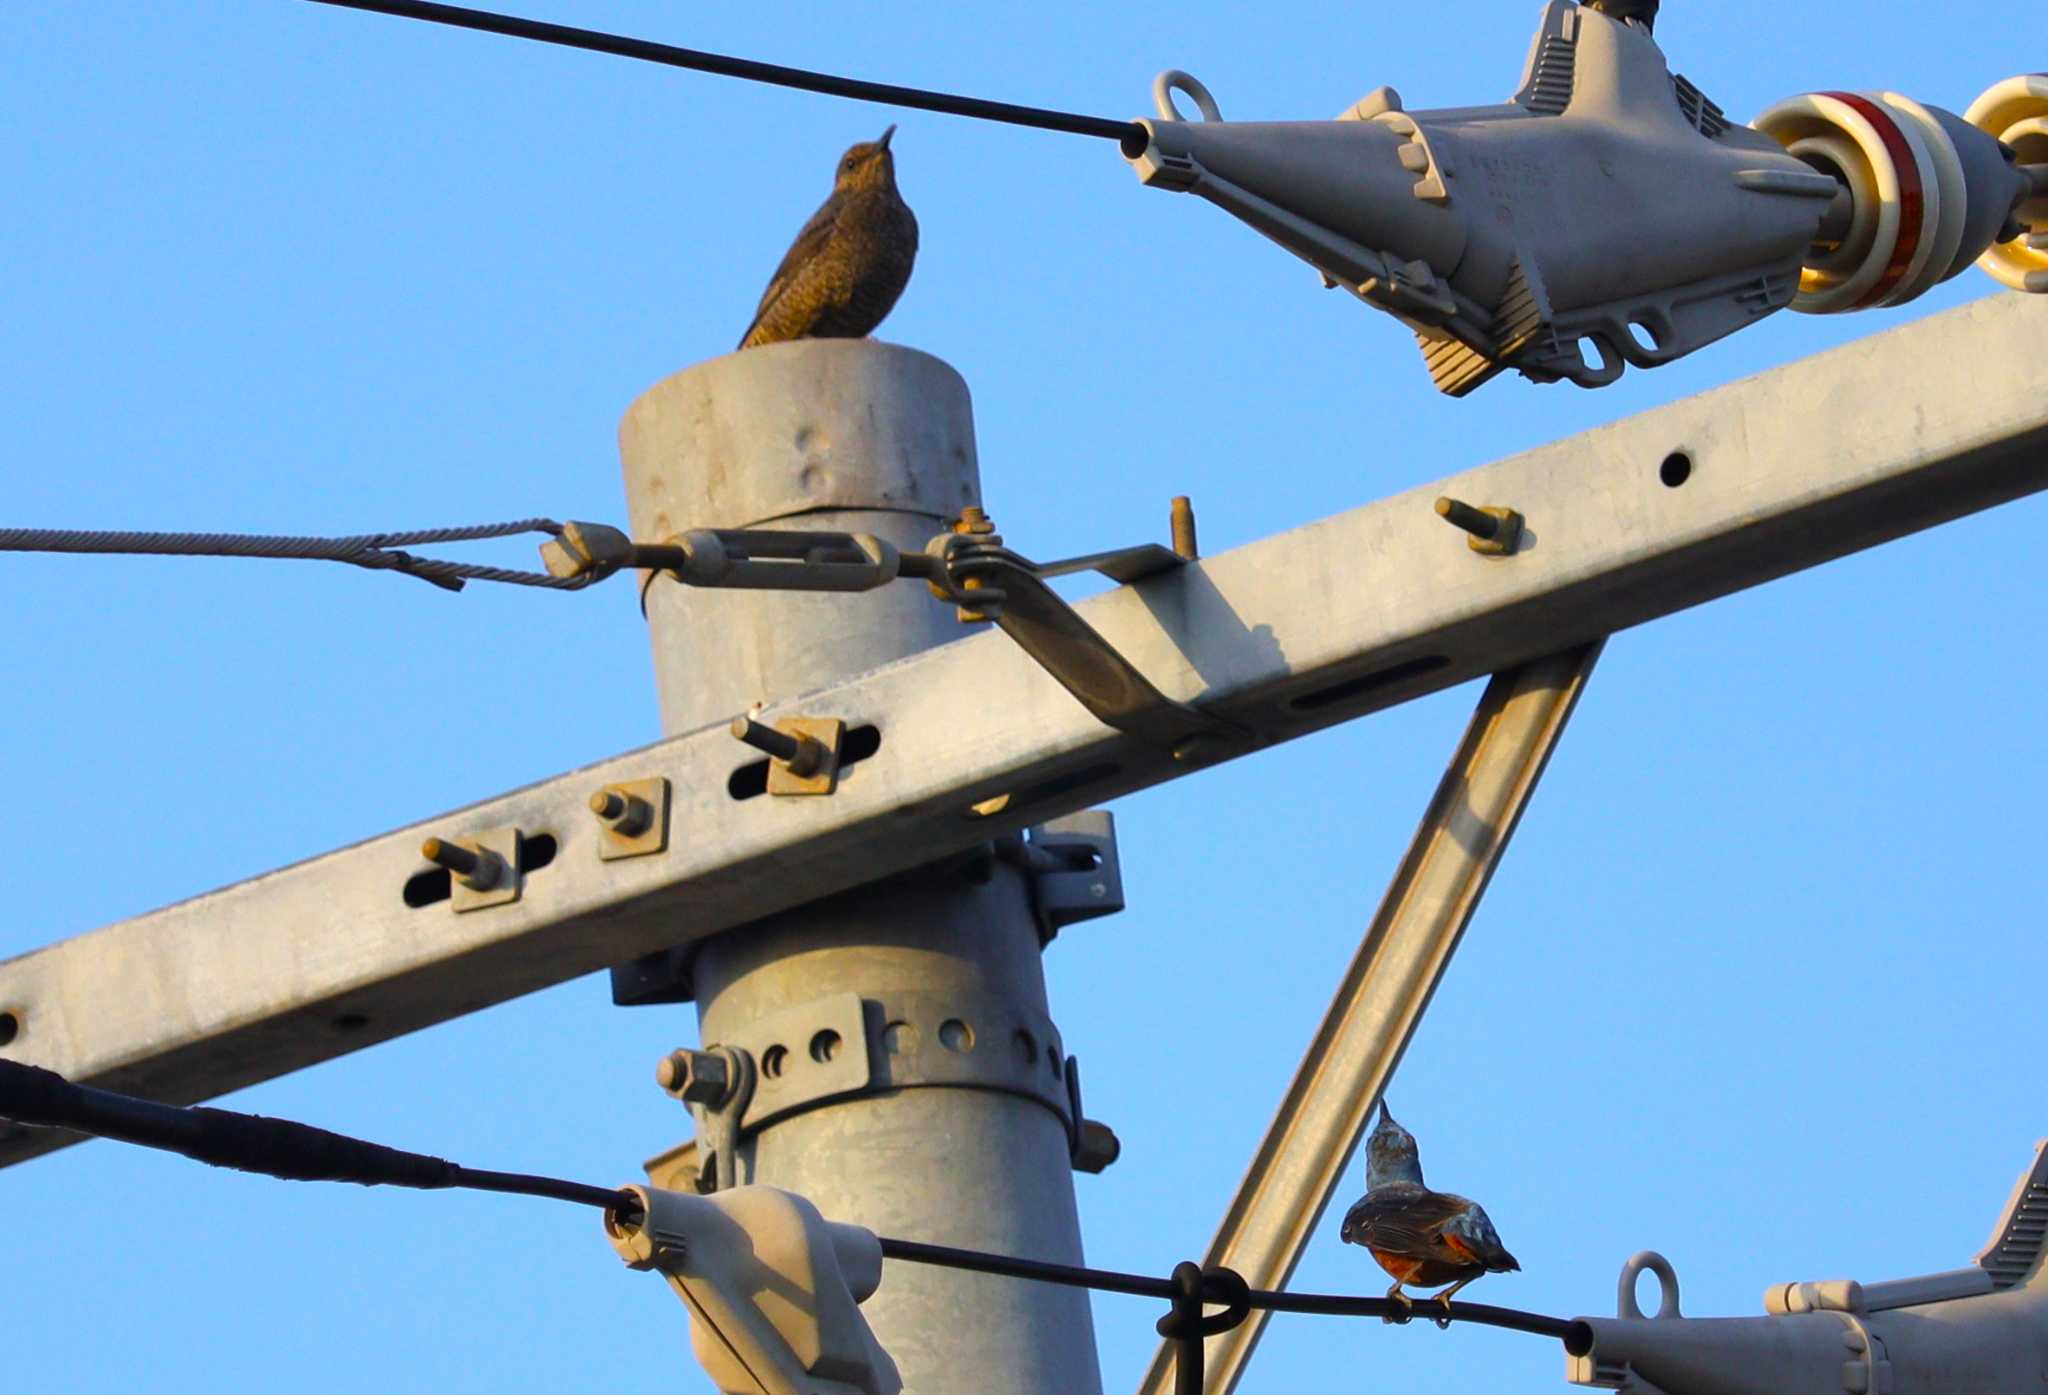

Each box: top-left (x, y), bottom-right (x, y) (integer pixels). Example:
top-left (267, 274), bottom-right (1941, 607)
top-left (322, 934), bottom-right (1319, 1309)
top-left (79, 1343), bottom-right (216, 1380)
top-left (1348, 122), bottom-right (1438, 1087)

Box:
top-left (1341, 1101), bottom-right (1521, 1316)
top-left (738, 126), bottom-right (918, 351)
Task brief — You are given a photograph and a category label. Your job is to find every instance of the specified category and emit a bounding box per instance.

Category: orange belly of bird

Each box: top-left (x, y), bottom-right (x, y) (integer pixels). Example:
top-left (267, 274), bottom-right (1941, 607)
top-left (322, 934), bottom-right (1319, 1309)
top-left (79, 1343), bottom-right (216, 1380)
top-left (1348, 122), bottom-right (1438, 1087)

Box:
top-left (1369, 1249), bottom-right (1475, 1288)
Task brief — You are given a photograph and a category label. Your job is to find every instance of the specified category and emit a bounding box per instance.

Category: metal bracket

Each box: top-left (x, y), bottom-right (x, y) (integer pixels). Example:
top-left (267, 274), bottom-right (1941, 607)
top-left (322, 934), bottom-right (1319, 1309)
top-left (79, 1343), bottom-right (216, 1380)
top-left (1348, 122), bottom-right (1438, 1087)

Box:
top-left (589, 776), bottom-right (671, 860)
top-left (1062, 1055), bottom-right (1121, 1174)
top-left (930, 532), bottom-right (1248, 756)
top-left (655, 1043), bottom-right (759, 1194)
top-left (655, 990), bottom-right (1112, 1182)
top-left (1033, 544), bottom-right (1187, 584)
top-left (998, 811), bottom-right (1125, 944)
top-left (730, 992), bottom-right (872, 1133)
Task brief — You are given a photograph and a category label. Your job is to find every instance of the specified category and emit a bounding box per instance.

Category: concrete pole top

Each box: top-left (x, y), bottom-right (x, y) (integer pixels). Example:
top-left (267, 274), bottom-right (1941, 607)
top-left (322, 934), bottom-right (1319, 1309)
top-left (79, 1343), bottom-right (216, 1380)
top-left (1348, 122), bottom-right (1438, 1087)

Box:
top-left (619, 340), bottom-right (982, 533)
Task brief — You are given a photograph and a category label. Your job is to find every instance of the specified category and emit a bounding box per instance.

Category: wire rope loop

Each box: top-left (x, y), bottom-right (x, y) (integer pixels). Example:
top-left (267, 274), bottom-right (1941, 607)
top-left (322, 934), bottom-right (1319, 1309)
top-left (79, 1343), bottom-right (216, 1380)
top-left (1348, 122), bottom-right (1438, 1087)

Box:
top-left (1155, 1261), bottom-right (1206, 1339)
top-left (1197, 1266), bottom-right (1253, 1336)
top-left (1153, 1261), bottom-right (1253, 1340)
top-left (1153, 69), bottom-right (1222, 124)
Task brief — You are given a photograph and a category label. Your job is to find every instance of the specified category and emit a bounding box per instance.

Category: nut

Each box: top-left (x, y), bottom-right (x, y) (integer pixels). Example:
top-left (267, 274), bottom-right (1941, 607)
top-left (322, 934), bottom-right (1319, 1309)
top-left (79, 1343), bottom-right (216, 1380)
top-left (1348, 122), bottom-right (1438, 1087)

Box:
top-left (656, 1048), bottom-right (733, 1106)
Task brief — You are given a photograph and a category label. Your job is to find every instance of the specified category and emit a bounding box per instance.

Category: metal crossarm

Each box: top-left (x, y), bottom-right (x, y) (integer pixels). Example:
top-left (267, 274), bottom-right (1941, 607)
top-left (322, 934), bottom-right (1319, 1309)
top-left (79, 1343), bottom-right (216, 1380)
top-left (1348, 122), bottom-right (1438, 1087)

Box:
top-left (0, 293), bottom-right (2041, 1172)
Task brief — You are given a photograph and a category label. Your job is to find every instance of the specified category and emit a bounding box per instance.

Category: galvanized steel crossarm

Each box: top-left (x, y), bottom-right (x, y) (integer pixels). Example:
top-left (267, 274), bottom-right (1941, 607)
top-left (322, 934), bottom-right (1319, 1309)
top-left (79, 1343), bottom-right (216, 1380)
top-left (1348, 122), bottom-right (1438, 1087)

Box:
top-left (0, 294), bottom-right (2042, 1169)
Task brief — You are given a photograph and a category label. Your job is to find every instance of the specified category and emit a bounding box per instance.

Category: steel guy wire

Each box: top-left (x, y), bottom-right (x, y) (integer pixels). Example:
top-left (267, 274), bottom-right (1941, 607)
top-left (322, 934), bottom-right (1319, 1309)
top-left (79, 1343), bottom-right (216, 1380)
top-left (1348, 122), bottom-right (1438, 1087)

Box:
top-left (0, 519), bottom-right (592, 592)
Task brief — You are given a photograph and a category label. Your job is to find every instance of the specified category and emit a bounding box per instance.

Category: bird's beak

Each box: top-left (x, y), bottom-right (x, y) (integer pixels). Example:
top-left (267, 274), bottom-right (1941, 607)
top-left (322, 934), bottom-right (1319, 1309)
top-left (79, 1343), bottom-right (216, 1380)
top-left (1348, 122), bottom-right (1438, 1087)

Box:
top-left (1378, 1100), bottom-right (1396, 1127)
top-left (877, 124), bottom-right (897, 150)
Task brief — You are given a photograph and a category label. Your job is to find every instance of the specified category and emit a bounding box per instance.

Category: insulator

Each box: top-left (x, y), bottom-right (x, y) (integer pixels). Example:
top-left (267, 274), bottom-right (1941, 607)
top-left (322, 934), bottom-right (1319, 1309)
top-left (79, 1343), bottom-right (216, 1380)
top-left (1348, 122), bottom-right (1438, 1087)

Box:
top-left (1966, 75), bottom-right (2048, 293)
top-left (1756, 90), bottom-right (2025, 312)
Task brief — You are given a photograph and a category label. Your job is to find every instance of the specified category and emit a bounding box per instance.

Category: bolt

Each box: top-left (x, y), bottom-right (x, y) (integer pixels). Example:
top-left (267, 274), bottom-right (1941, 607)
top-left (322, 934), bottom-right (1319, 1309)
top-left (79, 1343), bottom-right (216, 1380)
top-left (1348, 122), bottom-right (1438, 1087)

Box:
top-left (731, 716), bottom-right (826, 777)
top-left (1435, 497), bottom-right (1524, 556)
top-left (954, 505), bottom-right (996, 536)
top-left (420, 836), bottom-right (504, 891)
top-left (589, 787), bottom-right (653, 837)
top-left (656, 1048), bottom-right (733, 1106)
top-left (1073, 1119), bottom-right (1122, 1174)
top-left (1435, 496), bottom-right (1502, 541)
top-left (1170, 495), bottom-right (1199, 561)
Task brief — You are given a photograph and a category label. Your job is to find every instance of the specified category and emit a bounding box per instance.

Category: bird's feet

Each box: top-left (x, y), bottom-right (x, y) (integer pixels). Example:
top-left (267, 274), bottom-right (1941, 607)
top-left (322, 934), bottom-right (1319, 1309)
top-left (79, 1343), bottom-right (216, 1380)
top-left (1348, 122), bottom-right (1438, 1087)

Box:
top-left (1381, 1286), bottom-right (1414, 1326)
top-left (1426, 1285), bottom-right (1467, 1330)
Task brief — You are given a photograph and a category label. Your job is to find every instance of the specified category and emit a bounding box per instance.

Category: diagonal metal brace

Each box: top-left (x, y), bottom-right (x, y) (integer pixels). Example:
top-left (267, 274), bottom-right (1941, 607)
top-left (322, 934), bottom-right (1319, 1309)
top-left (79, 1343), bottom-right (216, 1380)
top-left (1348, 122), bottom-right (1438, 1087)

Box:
top-left (939, 537), bottom-right (1246, 754)
top-left (1136, 640), bottom-right (1605, 1395)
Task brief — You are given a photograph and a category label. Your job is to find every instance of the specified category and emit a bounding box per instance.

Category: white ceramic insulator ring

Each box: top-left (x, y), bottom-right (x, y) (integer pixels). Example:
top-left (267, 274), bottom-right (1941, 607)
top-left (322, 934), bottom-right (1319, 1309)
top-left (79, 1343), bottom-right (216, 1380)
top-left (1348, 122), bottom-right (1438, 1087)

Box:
top-left (1966, 75), bottom-right (2048, 293)
top-left (1874, 92), bottom-right (1968, 304)
top-left (1757, 93), bottom-right (1913, 313)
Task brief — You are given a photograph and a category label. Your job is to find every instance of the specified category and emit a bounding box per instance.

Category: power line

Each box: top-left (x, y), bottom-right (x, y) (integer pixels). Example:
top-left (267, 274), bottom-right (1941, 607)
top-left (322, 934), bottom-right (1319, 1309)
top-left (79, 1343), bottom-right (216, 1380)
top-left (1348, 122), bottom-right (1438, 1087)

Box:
top-left (0, 1057), bottom-right (633, 1212)
top-left (875, 1236), bottom-right (1590, 1347)
top-left (0, 1057), bottom-right (1594, 1361)
top-left (302, 0), bottom-right (1149, 148)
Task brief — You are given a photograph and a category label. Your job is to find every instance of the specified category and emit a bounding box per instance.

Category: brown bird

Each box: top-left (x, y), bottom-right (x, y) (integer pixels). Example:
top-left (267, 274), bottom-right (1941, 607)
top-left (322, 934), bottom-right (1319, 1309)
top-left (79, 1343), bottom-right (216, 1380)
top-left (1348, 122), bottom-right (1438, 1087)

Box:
top-left (737, 126), bottom-right (919, 351)
top-left (1340, 1102), bottom-right (1521, 1318)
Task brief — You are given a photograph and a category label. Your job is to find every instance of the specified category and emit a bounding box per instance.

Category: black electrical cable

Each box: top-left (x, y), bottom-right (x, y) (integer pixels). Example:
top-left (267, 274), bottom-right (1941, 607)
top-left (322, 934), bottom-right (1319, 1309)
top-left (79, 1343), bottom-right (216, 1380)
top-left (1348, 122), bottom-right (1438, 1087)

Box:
top-left (0, 1058), bottom-right (1592, 1357)
top-left (302, 0), bottom-right (1149, 147)
top-left (877, 1235), bottom-right (1594, 1353)
top-left (878, 1236), bottom-right (1177, 1301)
top-left (0, 1058), bottom-right (641, 1218)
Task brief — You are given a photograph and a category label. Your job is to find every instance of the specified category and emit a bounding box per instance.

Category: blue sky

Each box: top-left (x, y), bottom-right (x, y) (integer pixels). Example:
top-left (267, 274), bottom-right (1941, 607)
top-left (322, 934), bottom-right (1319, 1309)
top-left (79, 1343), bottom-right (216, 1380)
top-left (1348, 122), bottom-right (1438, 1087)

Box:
top-left (3, 2), bottom-right (2042, 1391)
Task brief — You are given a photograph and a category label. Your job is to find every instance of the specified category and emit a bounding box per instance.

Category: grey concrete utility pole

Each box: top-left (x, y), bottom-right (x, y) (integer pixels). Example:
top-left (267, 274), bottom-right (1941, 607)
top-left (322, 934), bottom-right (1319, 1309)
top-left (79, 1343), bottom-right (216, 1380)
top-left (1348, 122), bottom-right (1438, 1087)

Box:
top-left (616, 340), bottom-right (1104, 1395)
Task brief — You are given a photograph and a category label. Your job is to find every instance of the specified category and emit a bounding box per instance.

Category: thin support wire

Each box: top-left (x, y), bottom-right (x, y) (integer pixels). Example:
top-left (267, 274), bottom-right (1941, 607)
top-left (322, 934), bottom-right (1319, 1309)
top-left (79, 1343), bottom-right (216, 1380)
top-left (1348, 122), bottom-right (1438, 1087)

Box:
top-left (0, 519), bottom-right (591, 592)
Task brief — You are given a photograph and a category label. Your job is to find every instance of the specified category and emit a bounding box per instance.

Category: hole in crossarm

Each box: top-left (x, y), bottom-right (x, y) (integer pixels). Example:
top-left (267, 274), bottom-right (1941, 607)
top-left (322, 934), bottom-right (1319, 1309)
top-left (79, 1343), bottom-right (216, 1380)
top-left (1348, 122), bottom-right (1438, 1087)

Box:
top-left (809, 1030), bottom-right (841, 1065)
top-left (519, 832), bottom-right (558, 871)
top-left (0, 1011), bottom-right (20, 1048)
top-left (842, 725), bottom-right (881, 765)
top-left (332, 1012), bottom-right (371, 1035)
top-left (1660, 451), bottom-right (1693, 488)
top-left (403, 868), bottom-right (451, 908)
top-left (728, 760), bottom-right (770, 801)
